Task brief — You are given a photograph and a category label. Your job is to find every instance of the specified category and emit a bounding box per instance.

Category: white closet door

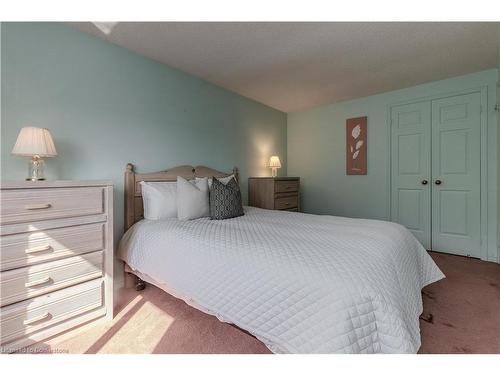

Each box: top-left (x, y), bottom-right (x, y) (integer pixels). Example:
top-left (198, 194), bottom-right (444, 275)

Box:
top-left (430, 93), bottom-right (481, 257)
top-left (391, 101), bottom-right (432, 249)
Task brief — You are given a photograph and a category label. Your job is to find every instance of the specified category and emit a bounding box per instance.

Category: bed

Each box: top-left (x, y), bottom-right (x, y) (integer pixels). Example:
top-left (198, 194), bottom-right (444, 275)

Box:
top-left (118, 163), bottom-right (445, 354)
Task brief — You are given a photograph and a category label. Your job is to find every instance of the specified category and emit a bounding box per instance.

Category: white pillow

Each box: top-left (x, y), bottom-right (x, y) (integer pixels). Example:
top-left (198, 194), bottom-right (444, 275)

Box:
top-left (177, 176), bottom-right (209, 220)
top-left (140, 181), bottom-right (178, 220)
top-left (197, 174), bottom-right (235, 188)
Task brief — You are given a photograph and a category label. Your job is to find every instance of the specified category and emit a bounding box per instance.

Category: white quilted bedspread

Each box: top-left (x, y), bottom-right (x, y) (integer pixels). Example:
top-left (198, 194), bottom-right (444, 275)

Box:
top-left (118, 207), bottom-right (444, 353)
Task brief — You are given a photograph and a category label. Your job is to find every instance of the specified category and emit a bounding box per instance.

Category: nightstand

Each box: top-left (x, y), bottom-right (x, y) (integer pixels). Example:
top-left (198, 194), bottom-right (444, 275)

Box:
top-left (248, 177), bottom-right (300, 212)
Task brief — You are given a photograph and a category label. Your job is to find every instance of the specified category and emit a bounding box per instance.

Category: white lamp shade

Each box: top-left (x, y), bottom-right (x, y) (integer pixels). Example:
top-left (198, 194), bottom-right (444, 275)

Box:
top-left (11, 127), bottom-right (57, 157)
top-left (269, 156), bottom-right (282, 168)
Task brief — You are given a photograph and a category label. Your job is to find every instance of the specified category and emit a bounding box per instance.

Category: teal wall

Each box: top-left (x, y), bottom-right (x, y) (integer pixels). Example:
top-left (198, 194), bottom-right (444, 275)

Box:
top-left (288, 70), bottom-right (499, 262)
top-left (1, 23), bottom-right (287, 240)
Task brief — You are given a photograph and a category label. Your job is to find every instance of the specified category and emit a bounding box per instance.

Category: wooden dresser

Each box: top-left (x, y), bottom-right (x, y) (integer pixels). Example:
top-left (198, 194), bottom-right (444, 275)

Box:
top-left (248, 177), bottom-right (300, 212)
top-left (0, 181), bottom-right (113, 353)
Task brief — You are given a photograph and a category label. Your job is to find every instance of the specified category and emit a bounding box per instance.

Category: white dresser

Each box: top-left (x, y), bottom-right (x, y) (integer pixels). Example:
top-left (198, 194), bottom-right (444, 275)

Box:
top-left (0, 181), bottom-right (113, 352)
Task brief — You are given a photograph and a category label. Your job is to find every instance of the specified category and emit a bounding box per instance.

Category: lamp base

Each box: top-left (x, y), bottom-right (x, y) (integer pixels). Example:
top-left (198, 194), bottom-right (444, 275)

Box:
top-left (27, 156), bottom-right (46, 181)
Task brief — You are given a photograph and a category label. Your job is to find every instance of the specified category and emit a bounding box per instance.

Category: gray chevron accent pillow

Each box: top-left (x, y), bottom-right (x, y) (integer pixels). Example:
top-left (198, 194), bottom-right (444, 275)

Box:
top-left (209, 177), bottom-right (244, 220)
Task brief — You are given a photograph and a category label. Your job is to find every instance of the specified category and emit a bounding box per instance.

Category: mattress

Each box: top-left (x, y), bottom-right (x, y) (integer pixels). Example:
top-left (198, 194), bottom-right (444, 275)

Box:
top-left (118, 206), bottom-right (444, 353)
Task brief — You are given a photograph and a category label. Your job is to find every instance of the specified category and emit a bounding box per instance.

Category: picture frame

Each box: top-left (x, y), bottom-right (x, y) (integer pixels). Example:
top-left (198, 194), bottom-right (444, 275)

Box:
top-left (346, 116), bottom-right (367, 175)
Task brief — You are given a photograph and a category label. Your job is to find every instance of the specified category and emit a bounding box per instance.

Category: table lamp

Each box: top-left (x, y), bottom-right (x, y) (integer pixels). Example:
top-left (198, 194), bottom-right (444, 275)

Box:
top-left (269, 156), bottom-right (281, 177)
top-left (11, 127), bottom-right (57, 181)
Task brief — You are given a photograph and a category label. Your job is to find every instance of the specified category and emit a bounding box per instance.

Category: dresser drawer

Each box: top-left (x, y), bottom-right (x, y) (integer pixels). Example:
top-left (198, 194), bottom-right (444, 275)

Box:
top-left (0, 279), bottom-right (103, 345)
top-left (0, 252), bottom-right (103, 307)
top-left (275, 180), bottom-right (299, 193)
top-left (0, 223), bottom-right (105, 272)
top-left (0, 187), bottom-right (104, 225)
top-left (275, 195), bottom-right (299, 210)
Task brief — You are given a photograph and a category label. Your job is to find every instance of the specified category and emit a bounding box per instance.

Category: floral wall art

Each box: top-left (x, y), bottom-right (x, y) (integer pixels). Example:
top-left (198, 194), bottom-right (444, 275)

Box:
top-left (346, 116), bottom-right (367, 175)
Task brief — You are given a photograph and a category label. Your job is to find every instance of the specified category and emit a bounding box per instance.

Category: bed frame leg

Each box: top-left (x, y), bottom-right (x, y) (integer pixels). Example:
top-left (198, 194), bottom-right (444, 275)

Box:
top-left (135, 277), bottom-right (146, 291)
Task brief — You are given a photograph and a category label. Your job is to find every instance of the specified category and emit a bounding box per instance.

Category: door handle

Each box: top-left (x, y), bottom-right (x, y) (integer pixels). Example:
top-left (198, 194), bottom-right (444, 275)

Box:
top-left (435, 180), bottom-right (442, 185)
top-left (421, 180), bottom-right (428, 185)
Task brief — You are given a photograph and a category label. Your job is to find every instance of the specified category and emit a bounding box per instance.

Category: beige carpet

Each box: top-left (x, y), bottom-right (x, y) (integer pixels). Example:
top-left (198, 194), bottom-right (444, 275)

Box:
top-left (419, 252), bottom-right (500, 353)
top-left (37, 252), bottom-right (499, 354)
top-left (39, 284), bottom-right (270, 354)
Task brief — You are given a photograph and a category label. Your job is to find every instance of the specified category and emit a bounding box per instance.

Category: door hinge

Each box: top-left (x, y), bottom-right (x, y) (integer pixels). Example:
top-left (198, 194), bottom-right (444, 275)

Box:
top-left (494, 104), bottom-right (500, 112)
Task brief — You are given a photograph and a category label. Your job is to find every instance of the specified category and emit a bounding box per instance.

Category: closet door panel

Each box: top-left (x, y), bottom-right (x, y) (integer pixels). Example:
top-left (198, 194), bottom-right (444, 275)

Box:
top-left (431, 93), bottom-right (481, 257)
top-left (391, 101), bottom-right (432, 249)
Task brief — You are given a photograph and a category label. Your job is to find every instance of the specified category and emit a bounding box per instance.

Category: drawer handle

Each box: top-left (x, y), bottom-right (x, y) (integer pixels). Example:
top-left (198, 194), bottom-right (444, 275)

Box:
top-left (25, 244), bottom-right (52, 254)
top-left (285, 202), bottom-right (290, 206)
top-left (25, 203), bottom-right (51, 210)
top-left (25, 276), bottom-right (52, 288)
top-left (23, 312), bottom-right (51, 325)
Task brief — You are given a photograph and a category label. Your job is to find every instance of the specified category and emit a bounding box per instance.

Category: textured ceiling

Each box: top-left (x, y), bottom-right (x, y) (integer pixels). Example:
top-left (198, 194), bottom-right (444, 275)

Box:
top-left (69, 22), bottom-right (500, 112)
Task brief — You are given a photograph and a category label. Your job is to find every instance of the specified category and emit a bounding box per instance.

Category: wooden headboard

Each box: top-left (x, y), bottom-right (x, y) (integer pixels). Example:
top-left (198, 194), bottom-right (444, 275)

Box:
top-left (124, 163), bottom-right (239, 230)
